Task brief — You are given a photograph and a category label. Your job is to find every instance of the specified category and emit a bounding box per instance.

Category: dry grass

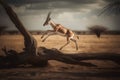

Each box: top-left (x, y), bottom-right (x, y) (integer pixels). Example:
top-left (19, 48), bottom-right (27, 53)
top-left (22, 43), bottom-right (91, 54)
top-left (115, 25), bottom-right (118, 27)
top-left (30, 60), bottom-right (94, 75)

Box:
top-left (0, 34), bottom-right (120, 54)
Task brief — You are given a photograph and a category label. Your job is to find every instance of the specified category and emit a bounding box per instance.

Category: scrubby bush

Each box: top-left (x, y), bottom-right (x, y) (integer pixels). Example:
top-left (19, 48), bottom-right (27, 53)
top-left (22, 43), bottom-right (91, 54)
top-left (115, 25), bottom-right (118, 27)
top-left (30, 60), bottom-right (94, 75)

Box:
top-left (88, 25), bottom-right (107, 38)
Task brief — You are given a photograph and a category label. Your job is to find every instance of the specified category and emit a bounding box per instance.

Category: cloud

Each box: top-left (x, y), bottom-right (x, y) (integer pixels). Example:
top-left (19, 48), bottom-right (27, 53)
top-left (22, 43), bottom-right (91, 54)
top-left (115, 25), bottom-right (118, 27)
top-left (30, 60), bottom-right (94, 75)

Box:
top-left (7, 0), bottom-right (104, 16)
top-left (5, 0), bottom-right (101, 11)
top-left (103, 0), bottom-right (120, 3)
top-left (0, 0), bottom-right (119, 30)
top-left (6, 0), bottom-right (99, 5)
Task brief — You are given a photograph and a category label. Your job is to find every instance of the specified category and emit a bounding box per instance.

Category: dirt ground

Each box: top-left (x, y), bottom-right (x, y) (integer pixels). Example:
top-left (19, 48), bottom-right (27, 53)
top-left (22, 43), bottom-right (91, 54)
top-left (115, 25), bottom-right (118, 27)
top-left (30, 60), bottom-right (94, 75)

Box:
top-left (0, 34), bottom-right (120, 80)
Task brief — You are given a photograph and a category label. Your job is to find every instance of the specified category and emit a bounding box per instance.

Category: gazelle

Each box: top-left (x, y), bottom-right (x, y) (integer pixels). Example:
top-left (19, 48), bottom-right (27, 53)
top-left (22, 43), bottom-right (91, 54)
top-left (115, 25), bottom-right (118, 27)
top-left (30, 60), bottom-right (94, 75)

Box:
top-left (41, 12), bottom-right (79, 50)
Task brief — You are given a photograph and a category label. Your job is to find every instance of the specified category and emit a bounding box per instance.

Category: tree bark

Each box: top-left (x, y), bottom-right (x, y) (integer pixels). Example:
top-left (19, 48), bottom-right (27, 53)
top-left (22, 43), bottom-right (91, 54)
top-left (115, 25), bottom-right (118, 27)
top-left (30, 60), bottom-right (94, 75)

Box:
top-left (0, 0), bottom-right (47, 66)
top-left (1, 47), bottom-right (120, 68)
top-left (0, 0), bottom-right (37, 56)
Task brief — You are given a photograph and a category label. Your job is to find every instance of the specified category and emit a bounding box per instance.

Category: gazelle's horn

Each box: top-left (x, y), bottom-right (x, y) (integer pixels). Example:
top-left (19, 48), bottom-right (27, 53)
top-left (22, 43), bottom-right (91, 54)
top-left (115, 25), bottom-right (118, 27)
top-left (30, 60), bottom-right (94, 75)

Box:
top-left (43, 12), bottom-right (51, 26)
top-left (47, 12), bottom-right (51, 20)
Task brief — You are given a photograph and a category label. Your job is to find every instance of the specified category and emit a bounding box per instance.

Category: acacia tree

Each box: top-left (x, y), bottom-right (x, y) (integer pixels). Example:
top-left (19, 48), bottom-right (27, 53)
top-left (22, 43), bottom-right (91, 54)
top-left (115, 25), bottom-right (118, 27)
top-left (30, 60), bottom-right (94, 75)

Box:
top-left (88, 25), bottom-right (107, 38)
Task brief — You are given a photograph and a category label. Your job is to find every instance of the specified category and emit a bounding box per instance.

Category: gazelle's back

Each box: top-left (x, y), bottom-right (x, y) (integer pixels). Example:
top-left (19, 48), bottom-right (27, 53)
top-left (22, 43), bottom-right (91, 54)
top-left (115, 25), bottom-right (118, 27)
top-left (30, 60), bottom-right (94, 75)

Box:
top-left (56, 24), bottom-right (68, 34)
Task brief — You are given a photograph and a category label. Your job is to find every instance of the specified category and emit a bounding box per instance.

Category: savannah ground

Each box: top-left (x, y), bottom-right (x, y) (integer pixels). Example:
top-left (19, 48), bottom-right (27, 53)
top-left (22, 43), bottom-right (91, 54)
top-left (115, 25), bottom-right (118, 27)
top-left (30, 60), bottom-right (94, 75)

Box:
top-left (0, 34), bottom-right (120, 80)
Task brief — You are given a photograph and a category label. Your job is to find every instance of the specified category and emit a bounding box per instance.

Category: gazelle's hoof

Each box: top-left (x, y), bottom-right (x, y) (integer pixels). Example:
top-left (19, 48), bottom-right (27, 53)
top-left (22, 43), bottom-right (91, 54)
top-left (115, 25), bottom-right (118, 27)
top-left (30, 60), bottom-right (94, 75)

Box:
top-left (59, 48), bottom-right (62, 50)
top-left (42, 40), bottom-right (45, 42)
top-left (76, 48), bottom-right (78, 51)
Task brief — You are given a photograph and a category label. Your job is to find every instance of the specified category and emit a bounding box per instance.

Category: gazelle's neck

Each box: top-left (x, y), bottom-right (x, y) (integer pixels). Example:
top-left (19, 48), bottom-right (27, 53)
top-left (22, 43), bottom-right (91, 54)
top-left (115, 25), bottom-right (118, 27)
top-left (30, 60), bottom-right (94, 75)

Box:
top-left (49, 20), bottom-right (56, 29)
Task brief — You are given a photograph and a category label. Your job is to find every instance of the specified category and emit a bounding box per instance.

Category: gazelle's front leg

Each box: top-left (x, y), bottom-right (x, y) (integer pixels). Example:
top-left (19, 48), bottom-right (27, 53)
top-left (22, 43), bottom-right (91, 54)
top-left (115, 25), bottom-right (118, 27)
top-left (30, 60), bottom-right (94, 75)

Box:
top-left (41, 30), bottom-right (56, 42)
top-left (41, 30), bottom-right (53, 39)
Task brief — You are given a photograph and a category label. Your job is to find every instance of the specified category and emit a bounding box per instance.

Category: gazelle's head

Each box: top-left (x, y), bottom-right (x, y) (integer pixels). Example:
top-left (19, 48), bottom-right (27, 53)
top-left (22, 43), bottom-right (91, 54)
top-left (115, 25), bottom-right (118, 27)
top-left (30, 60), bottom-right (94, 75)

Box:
top-left (43, 12), bottom-right (51, 26)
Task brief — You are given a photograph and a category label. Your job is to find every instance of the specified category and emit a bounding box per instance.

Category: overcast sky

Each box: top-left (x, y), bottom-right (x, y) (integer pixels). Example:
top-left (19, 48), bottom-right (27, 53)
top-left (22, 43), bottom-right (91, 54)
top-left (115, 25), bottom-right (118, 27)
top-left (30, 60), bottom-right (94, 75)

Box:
top-left (0, 0), bottom-right (120, 31)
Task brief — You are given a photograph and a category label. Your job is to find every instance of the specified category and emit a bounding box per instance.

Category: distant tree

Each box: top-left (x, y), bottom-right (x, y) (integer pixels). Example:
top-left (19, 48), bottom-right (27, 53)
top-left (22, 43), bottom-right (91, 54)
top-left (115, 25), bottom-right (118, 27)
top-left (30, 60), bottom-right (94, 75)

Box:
top-left (99, 0), bottom-right (120, 15)
top-left (0, 26), bottom-right (7, 35)
top-left (88, 25), bottom-right (107, 38)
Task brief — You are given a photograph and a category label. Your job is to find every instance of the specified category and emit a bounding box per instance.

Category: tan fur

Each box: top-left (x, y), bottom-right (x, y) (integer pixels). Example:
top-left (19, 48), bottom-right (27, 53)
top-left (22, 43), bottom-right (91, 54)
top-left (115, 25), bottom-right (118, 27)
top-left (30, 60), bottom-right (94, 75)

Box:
top-left (42, 16), bottom-right (79, 50)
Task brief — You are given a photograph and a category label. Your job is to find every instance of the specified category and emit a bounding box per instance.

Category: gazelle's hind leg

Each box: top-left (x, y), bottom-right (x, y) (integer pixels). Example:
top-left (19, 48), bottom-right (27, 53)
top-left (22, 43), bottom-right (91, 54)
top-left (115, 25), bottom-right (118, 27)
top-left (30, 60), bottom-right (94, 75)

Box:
top-left (59, 37), bottom-right (70, 50)
top-left (70, 38), bottom-right (79, 50)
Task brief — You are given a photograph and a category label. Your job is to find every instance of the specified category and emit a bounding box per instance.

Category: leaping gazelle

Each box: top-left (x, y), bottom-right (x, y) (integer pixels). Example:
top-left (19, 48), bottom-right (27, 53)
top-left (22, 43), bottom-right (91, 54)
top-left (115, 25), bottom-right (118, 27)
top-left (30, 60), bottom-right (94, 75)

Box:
top-left (41, 12), bottom-right (79, 50)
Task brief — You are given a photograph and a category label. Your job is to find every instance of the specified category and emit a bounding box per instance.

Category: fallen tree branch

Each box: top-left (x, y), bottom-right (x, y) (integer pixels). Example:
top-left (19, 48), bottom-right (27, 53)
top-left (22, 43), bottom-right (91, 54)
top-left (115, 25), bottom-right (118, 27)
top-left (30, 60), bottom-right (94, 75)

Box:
top-left (1, 47), bottom-right (120, 68)
top-left (37, 47), bottom-right (120, 65)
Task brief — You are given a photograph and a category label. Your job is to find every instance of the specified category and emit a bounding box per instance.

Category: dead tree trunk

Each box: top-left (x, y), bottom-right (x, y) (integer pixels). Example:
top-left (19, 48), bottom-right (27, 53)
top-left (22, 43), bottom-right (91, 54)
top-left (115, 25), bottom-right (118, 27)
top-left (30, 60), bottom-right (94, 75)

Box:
top-left (0, 0), bottom-right (120, 68)
top-left (0, 0), bottom-right (37, 56)
top-left (0, 0), bottom-right (48, 67)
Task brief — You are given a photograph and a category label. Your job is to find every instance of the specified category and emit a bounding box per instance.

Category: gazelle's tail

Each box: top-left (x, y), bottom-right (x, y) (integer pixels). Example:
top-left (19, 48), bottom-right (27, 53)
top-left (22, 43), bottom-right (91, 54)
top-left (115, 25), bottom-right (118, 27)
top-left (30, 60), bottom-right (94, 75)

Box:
top-left (76, 35), bottom-right (79, 39)
top-left (74, 32), bottom-right (79, 40)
